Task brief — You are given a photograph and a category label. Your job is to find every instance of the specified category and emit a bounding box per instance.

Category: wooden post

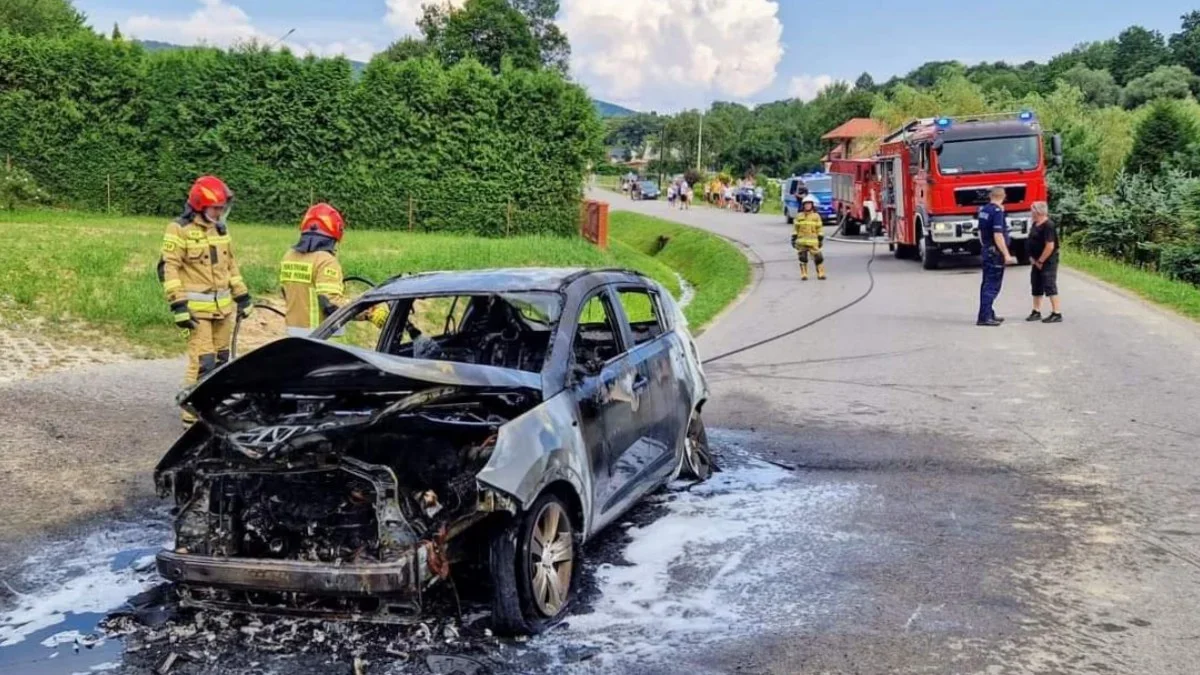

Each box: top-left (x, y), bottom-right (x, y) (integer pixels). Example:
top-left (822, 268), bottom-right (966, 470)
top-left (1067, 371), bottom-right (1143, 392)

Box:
top-left (106, 174), bottom-right (112, 213)
top-left (506, 201), bottom-right (513, 237)
top-left (408, 195), bottom-right (415, 232)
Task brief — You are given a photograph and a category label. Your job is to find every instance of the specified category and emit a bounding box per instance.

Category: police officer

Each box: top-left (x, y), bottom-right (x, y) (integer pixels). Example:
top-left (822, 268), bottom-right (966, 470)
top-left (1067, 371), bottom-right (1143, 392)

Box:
top-left (792, 195), bottom-right (826, 280)
top-left (158, 176), bottom-right (252, 426)
top-left (977, 186), bottom-right (1018, 326)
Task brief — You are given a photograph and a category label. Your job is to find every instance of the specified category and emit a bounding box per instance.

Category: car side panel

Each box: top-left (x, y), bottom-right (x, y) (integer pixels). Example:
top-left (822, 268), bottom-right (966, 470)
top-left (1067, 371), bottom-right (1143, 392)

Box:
top-left (597, 338), bottom-right (673, 516)
top-left (476, 391), bottom-right (595, 538)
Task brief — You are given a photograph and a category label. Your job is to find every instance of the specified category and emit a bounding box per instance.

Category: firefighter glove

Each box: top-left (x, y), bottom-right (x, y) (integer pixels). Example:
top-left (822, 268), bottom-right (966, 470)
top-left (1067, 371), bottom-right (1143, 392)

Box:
top-left (235, 294), bottom-right (253, 319)
top-left (171, 301), bottom-right (197, 330)
top-left (790, 234), bottom-right (798, 248)
top-left (819, 235), bottom-right (825, 246)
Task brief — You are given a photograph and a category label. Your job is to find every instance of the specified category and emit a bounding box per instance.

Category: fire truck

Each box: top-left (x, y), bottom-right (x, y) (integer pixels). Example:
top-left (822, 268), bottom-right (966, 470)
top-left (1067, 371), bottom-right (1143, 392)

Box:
top-left (832, 112), bottom-right (1062, 269)
top-left (829, 158), bottom-right (881, 237)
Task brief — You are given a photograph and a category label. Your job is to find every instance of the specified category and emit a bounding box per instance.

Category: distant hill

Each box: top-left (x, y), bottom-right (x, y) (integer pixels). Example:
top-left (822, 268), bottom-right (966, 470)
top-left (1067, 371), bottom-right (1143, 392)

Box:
top-left (594, 100), bottom-right (637, 118)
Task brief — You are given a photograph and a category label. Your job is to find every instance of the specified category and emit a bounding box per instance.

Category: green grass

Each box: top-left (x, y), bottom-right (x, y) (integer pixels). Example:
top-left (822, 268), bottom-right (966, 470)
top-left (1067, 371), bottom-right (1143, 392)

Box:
top-left (0, 207), bottom-right (747, 354)
top-left (1063, 248), bottom-right (1200, 321)
top-left (609, 211), bottom-right (752, 328)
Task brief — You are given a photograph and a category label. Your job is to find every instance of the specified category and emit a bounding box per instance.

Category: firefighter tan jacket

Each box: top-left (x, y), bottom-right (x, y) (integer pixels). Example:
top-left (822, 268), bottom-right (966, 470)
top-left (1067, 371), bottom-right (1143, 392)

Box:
top-left (280, 249), bottom-right (346, 334)
top-left (793, 212), bottom-right (823, 248)
top-left (160, 216), bottom-right (248, 320)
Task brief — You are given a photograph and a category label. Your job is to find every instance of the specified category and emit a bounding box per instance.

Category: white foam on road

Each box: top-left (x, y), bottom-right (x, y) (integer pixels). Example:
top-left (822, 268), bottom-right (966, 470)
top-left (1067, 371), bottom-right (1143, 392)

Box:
top-left (0, 523), bottom-right (169, 647)
top-left (536, 434), bottom-right (865, 672)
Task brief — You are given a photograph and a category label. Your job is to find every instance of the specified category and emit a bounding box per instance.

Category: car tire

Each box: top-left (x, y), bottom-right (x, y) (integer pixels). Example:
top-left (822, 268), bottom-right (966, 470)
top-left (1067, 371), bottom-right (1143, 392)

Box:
top-left (1015, 247), bottom-right (1031, 265)
top-left (671, 412), bottom-right (714, 481)
top-left (489, 493), bottom-right (581, 636)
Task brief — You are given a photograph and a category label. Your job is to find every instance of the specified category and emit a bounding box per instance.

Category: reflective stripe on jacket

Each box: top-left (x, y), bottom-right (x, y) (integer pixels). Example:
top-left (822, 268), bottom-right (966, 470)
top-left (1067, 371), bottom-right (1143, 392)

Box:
top-left (280, 249), bottom-right (345, 331)
top-left (793, 212), bottom-right (823, 247)
top-left (159, 217), bottom-right (247, 319)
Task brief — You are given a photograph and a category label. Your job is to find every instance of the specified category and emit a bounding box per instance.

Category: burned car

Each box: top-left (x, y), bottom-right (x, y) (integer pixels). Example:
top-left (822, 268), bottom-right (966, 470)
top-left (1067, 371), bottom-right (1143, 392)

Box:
top-left (154, 268), bottom-right (712, 635)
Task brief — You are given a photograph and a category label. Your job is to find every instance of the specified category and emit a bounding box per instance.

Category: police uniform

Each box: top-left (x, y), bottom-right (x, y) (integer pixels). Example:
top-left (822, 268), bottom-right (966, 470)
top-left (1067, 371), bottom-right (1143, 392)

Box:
top-left (793, 210), bottom-right (826, 280)
top-left (977, 202), bottom-right (1010, 323)
top-left (158, 214), bottom-right (248, 413)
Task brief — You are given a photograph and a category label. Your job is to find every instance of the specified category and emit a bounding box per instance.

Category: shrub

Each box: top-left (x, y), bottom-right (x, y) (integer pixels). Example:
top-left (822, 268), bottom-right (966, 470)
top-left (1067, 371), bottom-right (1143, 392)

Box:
top-left (0, 161), bottom-right (49, 210)
top-left (1160, 243), bottom-right (1200, 284)
top-left (0, 33), bottom-right (603, 236)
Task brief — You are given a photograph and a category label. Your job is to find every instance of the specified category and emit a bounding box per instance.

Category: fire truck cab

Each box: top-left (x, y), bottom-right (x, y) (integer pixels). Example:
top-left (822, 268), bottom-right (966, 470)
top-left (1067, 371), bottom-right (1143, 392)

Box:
top-left (876, 112), bottom-right (1062, 270)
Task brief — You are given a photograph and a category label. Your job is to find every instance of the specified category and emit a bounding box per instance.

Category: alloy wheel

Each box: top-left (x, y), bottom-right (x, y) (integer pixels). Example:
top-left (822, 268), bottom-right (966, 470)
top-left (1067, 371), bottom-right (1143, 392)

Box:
top-left (528, 501), bottom-right (574, 617)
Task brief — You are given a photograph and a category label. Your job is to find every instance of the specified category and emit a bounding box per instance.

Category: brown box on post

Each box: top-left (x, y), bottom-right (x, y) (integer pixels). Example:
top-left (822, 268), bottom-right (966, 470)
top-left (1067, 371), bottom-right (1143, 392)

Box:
top-left (580, 199), bottom-right (609, 250)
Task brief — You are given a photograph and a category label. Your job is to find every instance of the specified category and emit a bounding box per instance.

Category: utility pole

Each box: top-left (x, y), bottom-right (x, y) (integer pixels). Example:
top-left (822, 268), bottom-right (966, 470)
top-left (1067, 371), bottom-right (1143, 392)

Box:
top-left (660, 124), bottom-right (668, 185)
top-left (271, 28), bottom-right (296, 48)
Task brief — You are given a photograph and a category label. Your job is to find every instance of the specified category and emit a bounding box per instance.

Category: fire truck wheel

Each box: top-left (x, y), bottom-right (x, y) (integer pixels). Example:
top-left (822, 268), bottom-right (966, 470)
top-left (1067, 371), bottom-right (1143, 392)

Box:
top-left (1015, 248), bottom-right (1031, 265)
top-left (920, 236), bottom-right (941, 270)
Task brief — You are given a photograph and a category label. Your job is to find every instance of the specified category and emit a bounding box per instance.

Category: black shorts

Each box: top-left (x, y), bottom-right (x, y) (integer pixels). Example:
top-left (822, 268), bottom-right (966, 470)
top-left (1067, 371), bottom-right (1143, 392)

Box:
top-left (1031, 258), bottom-right (1059, 296)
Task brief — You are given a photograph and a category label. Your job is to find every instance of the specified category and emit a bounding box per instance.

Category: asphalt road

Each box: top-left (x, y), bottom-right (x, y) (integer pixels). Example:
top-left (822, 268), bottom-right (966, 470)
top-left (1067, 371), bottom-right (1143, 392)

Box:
top-left (2, 194), bottom-right (1200, 674)
top-left (600, 192), bottom-right (1200, 674)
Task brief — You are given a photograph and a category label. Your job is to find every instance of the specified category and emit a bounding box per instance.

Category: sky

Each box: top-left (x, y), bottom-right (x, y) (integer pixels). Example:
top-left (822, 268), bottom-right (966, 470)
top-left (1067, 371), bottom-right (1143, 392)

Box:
top-left (76, 0), bottom-right (1200, 112)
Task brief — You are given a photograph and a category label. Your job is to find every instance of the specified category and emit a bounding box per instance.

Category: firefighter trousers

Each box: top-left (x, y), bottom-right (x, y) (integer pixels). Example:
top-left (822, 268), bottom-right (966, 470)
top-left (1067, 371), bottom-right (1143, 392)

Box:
top-left (185, 315), bottom-right (235, 386)
top-left (182, 315), bottom-right (234, 424)
top-left (796, 243), bottom-right (825, 279)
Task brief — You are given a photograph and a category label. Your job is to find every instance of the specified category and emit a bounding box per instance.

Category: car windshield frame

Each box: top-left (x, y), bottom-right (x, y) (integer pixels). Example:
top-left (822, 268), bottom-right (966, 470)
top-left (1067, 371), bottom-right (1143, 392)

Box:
top-left (639, 181), bottom-right (658, 191)
top-left (803, 177), bottom-right (831, 192)
top-left (314, 290), bottom-right (566, 368)
top-left (936, 135), bottom-right (1041, 175)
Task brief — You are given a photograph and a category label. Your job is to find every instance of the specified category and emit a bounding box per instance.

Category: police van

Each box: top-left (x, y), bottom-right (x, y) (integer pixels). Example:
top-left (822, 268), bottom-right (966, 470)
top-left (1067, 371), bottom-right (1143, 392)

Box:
top-left (782, 173), bottom-right (836, 225)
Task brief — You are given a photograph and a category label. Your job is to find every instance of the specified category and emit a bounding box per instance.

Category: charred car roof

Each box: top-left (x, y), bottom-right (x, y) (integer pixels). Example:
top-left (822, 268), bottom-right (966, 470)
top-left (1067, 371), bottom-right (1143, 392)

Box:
top-left (362, 267), bottom-right (653, 299)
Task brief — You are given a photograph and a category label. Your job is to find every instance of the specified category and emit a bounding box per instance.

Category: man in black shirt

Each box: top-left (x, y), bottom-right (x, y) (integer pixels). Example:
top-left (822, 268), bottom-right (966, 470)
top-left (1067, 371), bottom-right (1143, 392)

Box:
top-left (1026, 201), bottom-right (1062, 323)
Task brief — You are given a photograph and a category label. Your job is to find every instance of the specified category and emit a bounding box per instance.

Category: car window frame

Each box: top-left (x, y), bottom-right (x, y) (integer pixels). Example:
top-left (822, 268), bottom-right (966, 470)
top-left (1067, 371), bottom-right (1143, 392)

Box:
top-left (614, 284), bottom-right (667, 348)
top-left (568, 285), bottom-right (630, 375)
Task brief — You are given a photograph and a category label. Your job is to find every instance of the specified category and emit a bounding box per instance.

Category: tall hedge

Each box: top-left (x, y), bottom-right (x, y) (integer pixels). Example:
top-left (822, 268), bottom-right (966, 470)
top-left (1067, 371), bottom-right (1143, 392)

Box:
top-left (0, 32), bottom-right (603, 235)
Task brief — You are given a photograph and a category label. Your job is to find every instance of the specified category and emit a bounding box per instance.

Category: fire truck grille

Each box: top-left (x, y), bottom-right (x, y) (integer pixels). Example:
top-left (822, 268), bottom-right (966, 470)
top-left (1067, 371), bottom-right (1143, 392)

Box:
top-left (955, 185), bottom-right (1027, 207)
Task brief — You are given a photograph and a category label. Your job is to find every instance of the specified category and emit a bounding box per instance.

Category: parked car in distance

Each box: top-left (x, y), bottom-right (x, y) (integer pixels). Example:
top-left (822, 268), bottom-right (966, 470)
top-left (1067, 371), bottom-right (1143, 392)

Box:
top-left (633, 180), bottom-right (661, 200)
top-left (155, 268), bottom-right (713, 636)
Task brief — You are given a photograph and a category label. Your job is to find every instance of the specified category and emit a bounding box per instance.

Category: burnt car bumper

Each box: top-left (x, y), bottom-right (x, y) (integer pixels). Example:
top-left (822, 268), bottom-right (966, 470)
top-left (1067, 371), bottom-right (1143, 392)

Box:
top-left (156, 547), bottom-right (432, 597)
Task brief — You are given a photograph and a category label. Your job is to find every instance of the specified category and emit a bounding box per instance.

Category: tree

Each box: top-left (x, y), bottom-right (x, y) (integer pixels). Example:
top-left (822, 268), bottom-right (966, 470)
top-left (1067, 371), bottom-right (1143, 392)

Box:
top-left (1121, 65), bottom-right (1197, 109)
top-left (1112, 26), bottom-right (1170, 85)
top-left (854, 72), bottom-right (876, 92)
top-left (111, 22), bottom-right (122, 41)
top-left (1127, 99), bottom-right (1199, 176)
top-left (1057, 65), bottom-right (1121, 107)
top-left (903, 61), bottom-right (965, 88)
top-left (416, 0), bottom-right (563, 73)
top-left (378, 36), bottom-right (432, 63)
top-left (1170, 11), bottom-right (1200, 76)
top-left (0, 0), bottom-right (87, 37)
top-left (508, 0), bottom-right (570, 73)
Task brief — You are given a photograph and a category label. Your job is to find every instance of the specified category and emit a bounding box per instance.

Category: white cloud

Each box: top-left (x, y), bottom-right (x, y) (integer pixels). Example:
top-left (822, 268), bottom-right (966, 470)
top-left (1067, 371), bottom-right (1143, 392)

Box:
top-left (562, 0), bottom-right (784, 111)
top-left (385, 0), bottom-right (465, 35)
top-left (788, 74), bottom-right (836, 102)
top-left (127, 0), bottom-right (377, 62)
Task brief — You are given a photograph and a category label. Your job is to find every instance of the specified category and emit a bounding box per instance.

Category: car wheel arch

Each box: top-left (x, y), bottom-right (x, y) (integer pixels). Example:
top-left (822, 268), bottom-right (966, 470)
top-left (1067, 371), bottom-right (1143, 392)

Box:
top-left (538, 479), bottom-right (585, 538)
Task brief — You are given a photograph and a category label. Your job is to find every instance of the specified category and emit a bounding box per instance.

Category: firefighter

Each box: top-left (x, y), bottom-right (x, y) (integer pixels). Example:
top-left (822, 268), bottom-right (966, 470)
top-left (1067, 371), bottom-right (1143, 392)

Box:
top-left (159, 175), bottom-right (251, 425)
top-left (977, 186), bottom-right (1018, 326)
top-left (792, 195), bottom-right (826, 280)
top-left (280, 203), bottom-right (387, 337)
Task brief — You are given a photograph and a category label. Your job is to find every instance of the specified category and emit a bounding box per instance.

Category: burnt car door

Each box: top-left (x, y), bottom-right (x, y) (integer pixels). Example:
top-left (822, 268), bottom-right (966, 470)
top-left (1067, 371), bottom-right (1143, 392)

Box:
top-left (568, 288), bottom-right (640, 521)
top-left (600, 286), bottom-right (682, 513)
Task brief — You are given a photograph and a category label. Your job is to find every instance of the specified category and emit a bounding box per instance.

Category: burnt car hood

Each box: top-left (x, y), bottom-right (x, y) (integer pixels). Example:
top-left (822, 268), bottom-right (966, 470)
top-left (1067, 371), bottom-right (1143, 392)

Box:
top-left (181, 337), bottom-right (542, 415)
